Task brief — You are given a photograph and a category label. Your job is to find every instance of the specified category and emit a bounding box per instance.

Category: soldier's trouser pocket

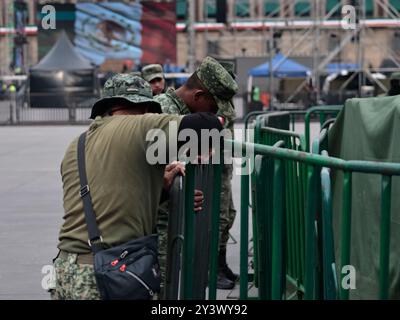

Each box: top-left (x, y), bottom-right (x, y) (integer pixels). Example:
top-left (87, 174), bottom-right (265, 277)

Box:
top-left (52, 253), bottom-right (101, 300)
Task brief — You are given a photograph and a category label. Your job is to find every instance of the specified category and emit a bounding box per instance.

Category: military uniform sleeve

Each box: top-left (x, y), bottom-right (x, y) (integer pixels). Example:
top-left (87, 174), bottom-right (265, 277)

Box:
top-left (155, 93), bottom-right (181, 115)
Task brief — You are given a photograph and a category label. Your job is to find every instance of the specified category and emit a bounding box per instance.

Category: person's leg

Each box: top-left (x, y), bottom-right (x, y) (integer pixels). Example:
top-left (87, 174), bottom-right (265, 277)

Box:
top-left (220, 194), bottom-right (238, 281)
top-left (217, 164), bottom-right (237, 289)
top-left (51, 254), bottom-right (71, 300)
top-left (70, 261), bottom-right (101, 300)
top-left (52, 253), bottom-right (101, 300)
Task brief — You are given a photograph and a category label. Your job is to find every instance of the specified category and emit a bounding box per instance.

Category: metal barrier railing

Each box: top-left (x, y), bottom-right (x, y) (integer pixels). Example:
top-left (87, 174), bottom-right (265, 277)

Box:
top-left (239, 106), bottom-right (342, 300)
top-left (244, 105), bottom-right (343, 151)
top-left (1, 95), bottom-right (94, 125)
top-left (166, 163), bottom-right (222, 300)
top-left (237, 134), bottom-right (400, 300)
top-left (251, 113), bottom-right (307, 299)
top-left (238, 106), bottom-right (400, 299)
top-left (164, 110), bottom-right (398, 300)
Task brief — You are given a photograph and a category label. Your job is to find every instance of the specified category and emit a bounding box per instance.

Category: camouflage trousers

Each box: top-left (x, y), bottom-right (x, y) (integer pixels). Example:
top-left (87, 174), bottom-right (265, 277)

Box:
top-left (50, 252), bottom-right (101, 300)
top-left (219, 164), bottom-right (237, 252)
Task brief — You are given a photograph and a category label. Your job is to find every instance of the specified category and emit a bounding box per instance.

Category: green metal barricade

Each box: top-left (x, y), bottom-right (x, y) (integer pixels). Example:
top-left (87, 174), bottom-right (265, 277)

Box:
top-left (237, 135), bottom-right (400, 300)
top-left (166, 163), bottom-right (221, 300)
top-left (167, 105), bottom-right (397, 300)
top-left (252, 113), bottom-right (307, 299)
top-left (240, 106), bottom-right (342, 300)
top-left (244, 105), bottom-right (343, 151)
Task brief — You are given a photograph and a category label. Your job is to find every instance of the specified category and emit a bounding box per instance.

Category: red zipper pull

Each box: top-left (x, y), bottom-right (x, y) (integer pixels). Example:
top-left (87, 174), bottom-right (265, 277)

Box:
top-left (119, 264), bottom-right (126, 272)
top-left (111, 259), bottom-right (119, 267)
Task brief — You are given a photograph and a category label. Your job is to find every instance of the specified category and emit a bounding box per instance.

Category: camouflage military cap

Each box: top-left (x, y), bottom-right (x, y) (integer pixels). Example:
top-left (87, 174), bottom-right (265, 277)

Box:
top-left (390, 72), bottom-right (400, 80)
top-left (196, 56), bottom-right (238, 113)
top-left (219, 61), bottom-right (236, 79)
top-left (90, 73), bottom-right (161, 119)
top-left (131, 71), bottom-right (142, 78)
top-left (141, 64), bottom-right (164, 82)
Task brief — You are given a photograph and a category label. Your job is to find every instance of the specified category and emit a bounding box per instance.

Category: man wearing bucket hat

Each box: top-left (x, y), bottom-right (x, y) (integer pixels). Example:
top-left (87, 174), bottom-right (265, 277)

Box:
top-left (52, 73), bottom-right (222, 299)
top-left (142, 64), bottom-right (166, 96)
top-left (155, 56), bottom-right (239, 293)
top-left (89, 73), bottom-right (162, 118)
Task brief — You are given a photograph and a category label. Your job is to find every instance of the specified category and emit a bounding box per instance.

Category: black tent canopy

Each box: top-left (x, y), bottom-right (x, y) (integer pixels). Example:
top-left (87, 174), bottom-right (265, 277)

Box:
top-left (32, 32), bottom-right (94, 71)
top-left (30, 32), bottom-right (96, 108)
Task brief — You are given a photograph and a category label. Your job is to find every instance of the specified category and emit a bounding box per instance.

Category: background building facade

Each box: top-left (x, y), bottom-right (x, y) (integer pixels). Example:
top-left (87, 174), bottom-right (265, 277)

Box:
top-left (0, 0), bottom-right (400, 75)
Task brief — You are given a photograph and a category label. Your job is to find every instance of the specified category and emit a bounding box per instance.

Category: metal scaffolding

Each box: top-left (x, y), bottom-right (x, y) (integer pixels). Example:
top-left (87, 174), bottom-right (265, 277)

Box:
top-left (193, 0), bottom-right (400, 103)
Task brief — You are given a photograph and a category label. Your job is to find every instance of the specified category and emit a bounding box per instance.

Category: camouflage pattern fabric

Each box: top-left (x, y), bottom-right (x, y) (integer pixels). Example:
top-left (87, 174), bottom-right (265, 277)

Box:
top-left (219, 61), bottom-right (236, 79)
top-left (51, 253), bottom-right (101, 300)
top-left (90, 73), bottom-right (161, 119)
top-left (155, 87), bottom-right (190, 115)
top-left (218, 120), bottom-right (237, 251)
top-left (195, 56), bottom-right (238, 114)
top-left (131, 71), bottom-right (142, 78)
top-left (219, 164), bottom-right (237, 251)
top-left (217, 102), bottom-right (236, 127)
top-left (142, 64), bottom-right (164, 82)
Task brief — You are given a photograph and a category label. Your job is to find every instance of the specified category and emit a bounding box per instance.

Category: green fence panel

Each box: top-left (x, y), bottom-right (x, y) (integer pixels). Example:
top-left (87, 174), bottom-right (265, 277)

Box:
top-left (166, 176), bottom-right (185, 299)
top-left (240, 159), bottom-right (251, 299)
top-left (181, 164), bottom-right (196, 299)
top-left (233, 137), bottom-right (400, 300)
top-left (339, 171), bottom-right (352, 300)
top-left (379, 175), bottom-right (392, 300)
top-left (320, 165), bottom-right (338, 300)
top-left (304, 105), bottom-right (342, 152)
top-left (252, 112), bottom-right (307, 299)
top-left (209, 164), bottom-right (222, 300)
top-left (238, 105), bottom-right (400, 300)
top-left (271, 158), bottom-right (285, 299)
top-left (167, 163), bottom-right (222, 300)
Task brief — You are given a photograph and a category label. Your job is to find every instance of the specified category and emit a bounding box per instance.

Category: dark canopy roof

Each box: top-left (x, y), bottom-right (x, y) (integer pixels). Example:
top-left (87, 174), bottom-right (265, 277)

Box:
top-left (31, 32), bottom-right (94, 71)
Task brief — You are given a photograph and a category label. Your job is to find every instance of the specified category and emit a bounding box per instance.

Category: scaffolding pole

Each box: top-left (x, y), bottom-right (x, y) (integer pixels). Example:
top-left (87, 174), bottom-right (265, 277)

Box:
top-left (313, 0), bottom-right (320, 103)
top-left (188, 0), bottom-right (196, 72)
top-left (358, 0), bottom-right (366, 96)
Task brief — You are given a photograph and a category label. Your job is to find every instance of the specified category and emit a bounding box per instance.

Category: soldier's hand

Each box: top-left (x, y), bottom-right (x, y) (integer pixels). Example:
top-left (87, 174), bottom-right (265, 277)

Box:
top-left (163, 161), bottom-right (185, 190)
top-left (194, 189), bottom-right (204, 212)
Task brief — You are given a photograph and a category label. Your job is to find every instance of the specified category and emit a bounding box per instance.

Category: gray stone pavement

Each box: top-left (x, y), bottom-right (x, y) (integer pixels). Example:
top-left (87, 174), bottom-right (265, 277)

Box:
top-left (0, 121), bottom-right (319, 300)
top-left (0, 101), bottom-right (11, 124)
top-left (0, 125), bottom-right (86, 299)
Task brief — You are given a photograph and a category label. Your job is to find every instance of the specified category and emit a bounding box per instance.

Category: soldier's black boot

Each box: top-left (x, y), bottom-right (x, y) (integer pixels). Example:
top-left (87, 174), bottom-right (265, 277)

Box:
top-left (221, 264), bottom-right (239, 283)
top-left (217, 272), bottom-right (235, 290)
top-left (217, 249), bottom-right (237, 290)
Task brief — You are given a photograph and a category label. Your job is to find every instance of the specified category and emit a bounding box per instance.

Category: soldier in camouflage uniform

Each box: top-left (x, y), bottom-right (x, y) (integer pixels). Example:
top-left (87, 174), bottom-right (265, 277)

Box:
top-left (142, 64), bottom-right (166, 96)
top-left (52, 74), bottom-right (213, 300)
top-left (155, 56), bottom-right (239, 293)
top-left (215, 62), bottom-right (239, 288)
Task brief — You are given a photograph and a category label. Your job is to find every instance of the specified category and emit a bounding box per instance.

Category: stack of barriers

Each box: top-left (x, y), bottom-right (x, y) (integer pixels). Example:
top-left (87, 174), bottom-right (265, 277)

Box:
top-left (164, 101), bottom-right (400, 300)
top-left (238, 102), bottom-right (400, 300)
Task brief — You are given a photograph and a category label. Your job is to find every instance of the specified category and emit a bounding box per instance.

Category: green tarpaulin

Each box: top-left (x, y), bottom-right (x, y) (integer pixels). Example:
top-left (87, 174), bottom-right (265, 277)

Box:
top-left (328, 95), bottom-right (400, 299)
